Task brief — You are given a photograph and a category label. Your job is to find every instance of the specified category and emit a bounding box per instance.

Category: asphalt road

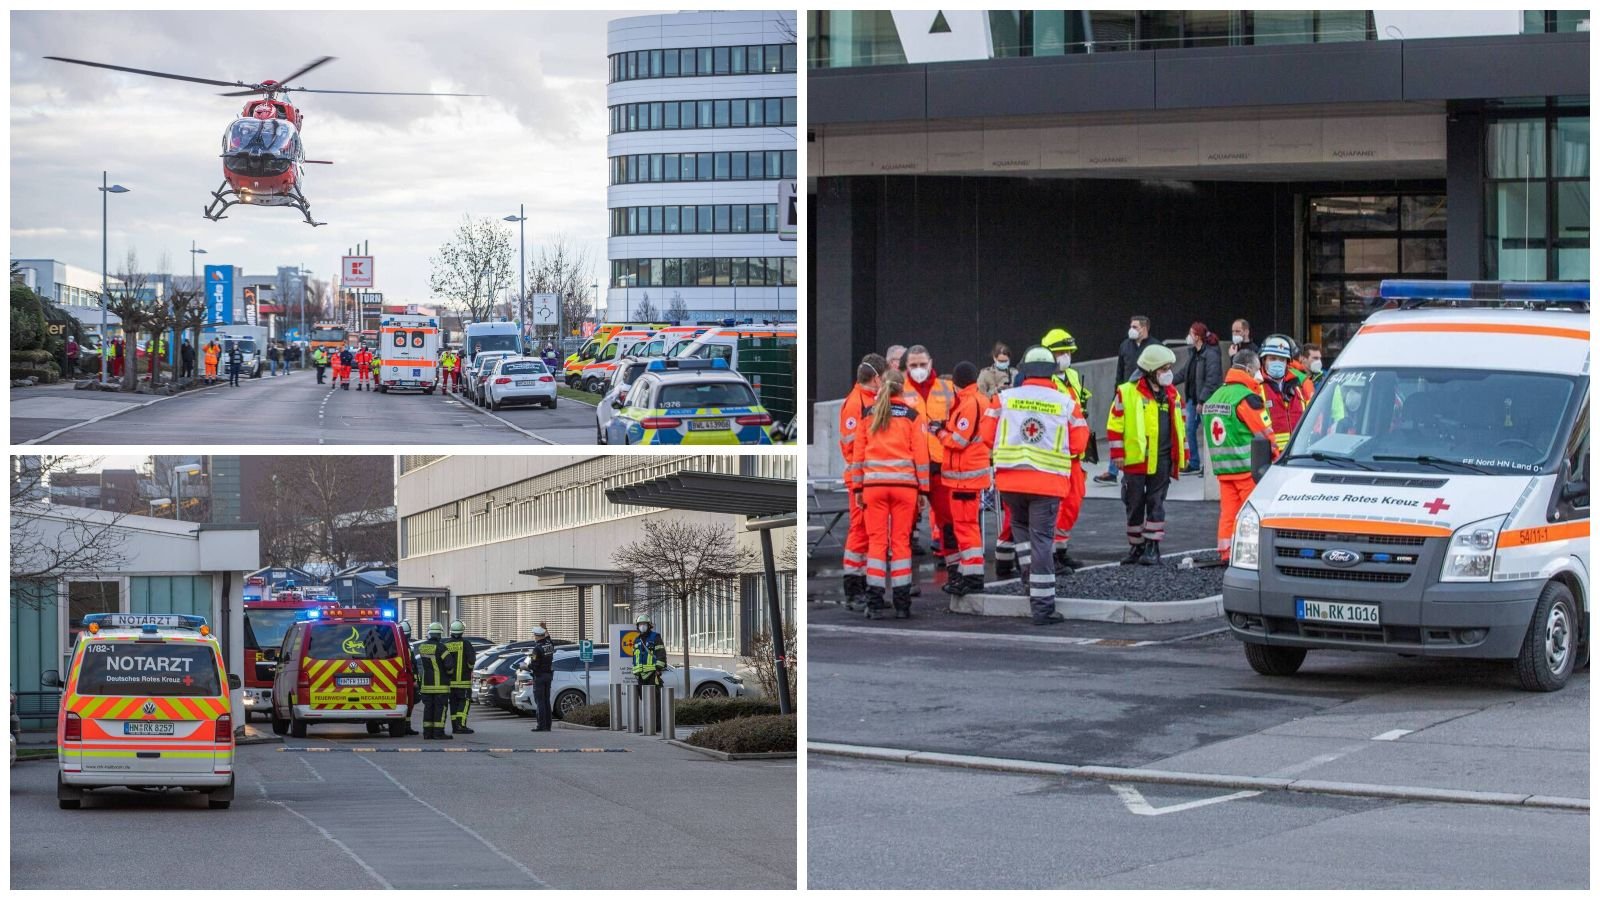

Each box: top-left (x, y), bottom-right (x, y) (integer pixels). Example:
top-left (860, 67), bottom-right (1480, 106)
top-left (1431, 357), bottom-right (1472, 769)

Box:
top-left (13, 373), bottom-right (603, 445)
top-left (12, 707), bottom-right (795, 889)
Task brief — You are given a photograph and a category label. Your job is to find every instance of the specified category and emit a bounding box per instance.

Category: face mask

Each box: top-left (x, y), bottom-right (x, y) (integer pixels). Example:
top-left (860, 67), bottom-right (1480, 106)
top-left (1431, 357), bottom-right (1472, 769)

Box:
top-left (1157, 370), bottom-right (1174, 387)
top-left (1265, 359), bottom-right (1287, 379)
top-left (1127, 327), bottom-right (1140, 341)
top-left (908, 366), bottom-right (930, 384)
top-left (1056, 353), bottom-right (1071, 369)
top-left (1251, 369), bottom-right (1264, 383)
top-left (1309, 359), bottom-right (1323, 375)
top-left (1344, 391), bottom-right (1363, 412)
top-left (994, 359), bottom-right (1009, 371)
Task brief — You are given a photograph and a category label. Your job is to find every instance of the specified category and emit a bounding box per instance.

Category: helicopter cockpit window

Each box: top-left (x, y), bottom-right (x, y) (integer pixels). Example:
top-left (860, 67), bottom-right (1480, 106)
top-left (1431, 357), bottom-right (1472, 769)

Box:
top-left (222, 118), bottom-right (299, 177)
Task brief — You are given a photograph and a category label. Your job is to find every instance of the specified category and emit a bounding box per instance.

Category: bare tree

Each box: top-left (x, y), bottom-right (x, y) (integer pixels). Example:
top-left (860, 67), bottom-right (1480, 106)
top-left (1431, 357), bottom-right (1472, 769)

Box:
top-left (10, 456), bottom-right (128, 609)
top-left (612, 519), bottom-right (756, 694)
top-left (169, 281), bottom-right (207, 377)
top-left (665, 291), bottom-right (690, 323)
top-left (525, 232), bottom-right (598, 336)
top-left (745, 620), bottom-right (797, 708)
top-left (632, 292), bottom-right (658, 322)
top-left (254, 457), bottom-right (396, 569)
top-left (429, 215), bottom-right (514, 323)
top-left (101, 251), bottom-right (152, 391)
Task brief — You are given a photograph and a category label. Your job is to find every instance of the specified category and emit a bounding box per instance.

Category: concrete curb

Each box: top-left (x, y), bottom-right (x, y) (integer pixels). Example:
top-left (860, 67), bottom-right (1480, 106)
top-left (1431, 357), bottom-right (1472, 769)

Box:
top-left (808, 742), bottom-right (1589, 811)
top-left (238, 733), bottom-right (284, 746)
top-left (665, 739), bottom-right (796, 761)
top-left (952, 593), bottom-right (1224, 624)
top-left (22, 379), bottom-right (233, 445)
top-left (555, 721), bottom-right (606, 731)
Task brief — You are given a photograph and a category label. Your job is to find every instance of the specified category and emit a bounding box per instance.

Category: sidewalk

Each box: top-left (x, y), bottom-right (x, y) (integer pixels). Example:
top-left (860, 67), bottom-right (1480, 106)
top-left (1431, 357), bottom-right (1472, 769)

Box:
top-left (10, 377), bottom-right (236, 444)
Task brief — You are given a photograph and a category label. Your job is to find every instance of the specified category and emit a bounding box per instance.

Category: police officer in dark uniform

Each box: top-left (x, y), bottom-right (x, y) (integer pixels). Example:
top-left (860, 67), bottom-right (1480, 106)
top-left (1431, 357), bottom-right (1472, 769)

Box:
top-left (445, 621), bottom-right (476, 735)
top-left (338, 346), bottom-right (356, 390)
top-left (520, 625), bottom-right (556, 732)
top-left (414, 622), bottom-right (455, 740)
top-left (226, 340), bottom-right (244, 387)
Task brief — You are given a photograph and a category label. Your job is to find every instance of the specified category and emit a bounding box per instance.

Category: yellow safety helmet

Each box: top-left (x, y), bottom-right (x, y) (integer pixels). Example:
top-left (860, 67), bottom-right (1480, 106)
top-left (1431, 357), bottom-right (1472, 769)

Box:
top-left (1041, 328), bottom-right (1077, 354)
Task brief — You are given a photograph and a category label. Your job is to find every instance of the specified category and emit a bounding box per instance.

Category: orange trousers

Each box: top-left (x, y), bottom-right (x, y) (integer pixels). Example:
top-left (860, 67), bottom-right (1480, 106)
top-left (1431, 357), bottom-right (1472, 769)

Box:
top-left (947, 488), bottom-right (984, 577)
top-left (1218, 475), bottom-right (1256, 561)
top-left (1053, 464), bottom-right (1087, 549)
top-left (864, 486), bottom-right (918, 590)
top-left (928, 475), bottom-right (953, 562)
top-left (843, 489), bottom-right (869, 579)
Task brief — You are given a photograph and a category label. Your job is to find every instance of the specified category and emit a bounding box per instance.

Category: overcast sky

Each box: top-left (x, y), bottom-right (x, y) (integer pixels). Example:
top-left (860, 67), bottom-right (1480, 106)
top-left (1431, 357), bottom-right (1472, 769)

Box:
top-left (11, 10), bottom-right (635, 302)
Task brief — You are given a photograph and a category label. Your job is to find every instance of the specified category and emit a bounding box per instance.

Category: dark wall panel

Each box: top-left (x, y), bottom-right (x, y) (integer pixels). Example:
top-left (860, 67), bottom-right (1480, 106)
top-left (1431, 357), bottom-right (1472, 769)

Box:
top-left (1402, 33), bottom-right (1590, 101)
top-left (929, 53), bottom-right (1156, 120)
top-left (1156, 43), bottom-right (1402, 109)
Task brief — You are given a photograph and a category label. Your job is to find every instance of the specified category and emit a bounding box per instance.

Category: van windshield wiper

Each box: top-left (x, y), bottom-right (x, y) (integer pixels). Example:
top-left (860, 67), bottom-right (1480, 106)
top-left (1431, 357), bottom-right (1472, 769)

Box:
top-left (1371, 454), bottom-right (1495, 475)
top-left (1278, 451), bottom-right (1376, 471)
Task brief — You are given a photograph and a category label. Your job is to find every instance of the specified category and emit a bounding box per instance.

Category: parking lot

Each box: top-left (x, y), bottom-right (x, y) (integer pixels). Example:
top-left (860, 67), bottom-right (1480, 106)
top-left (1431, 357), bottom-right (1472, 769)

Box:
top-left (13, 707), bottom-right (795, 889)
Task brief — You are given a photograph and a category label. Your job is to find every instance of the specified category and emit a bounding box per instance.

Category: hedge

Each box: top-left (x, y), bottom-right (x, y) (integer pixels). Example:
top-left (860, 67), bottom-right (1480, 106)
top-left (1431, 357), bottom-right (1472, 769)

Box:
top-left (562, 702), bottom-right (610, 727)
top-left (685, 714), bottom-right (796, 754)
top-left (673, 697), bottom-right (780, 726)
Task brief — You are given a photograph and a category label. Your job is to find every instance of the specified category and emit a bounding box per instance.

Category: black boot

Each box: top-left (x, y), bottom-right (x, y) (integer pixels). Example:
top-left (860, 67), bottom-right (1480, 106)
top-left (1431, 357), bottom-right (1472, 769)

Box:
top-left (892, 587), bottom-right (912, 619)
top-left (964, 574), bottom-right (988, 595)
top-left (436, 730), bottom-right (453, 740)
top-left (1138, 541), bottom-right (1161, 566)
top-left (1032, 610), bottom-right (1067, 626)
top-left (995, 558), bottom-right (1016, 579)
top-left (453, 725), bottom-right (475, 735)
top-left (842, 575), bottom-right (864, 611)
top-left (863, 587), bottom-right (886, 620)
top-left (946, 570), bottom-right (971, 596)
top-left (1055, 549), bottom-right (1086, 572)
top-left (1120, 543), bottom-right (1145, 565)
top-left (940, 563), bottom-right (961, 594)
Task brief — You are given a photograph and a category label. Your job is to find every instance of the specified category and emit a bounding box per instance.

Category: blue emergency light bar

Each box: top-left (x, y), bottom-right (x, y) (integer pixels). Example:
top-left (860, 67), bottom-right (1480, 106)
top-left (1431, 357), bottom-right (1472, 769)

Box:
top-left (83, 613), bottom-right (208, 630)
top-left (304, 610), bottom-right (321, 619)
top-left (647, 358), bottom-right (729, 372)
top-left (1379, 280), bottom-right (1590, 303)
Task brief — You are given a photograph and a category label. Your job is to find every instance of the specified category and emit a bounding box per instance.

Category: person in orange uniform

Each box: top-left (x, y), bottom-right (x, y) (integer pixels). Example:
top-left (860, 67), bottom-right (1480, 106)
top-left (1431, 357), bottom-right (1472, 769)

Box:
top-left (903, 345), bottom-right (956, 566)
top-left (980, 346), bottom-right (1089, 625)
top-left (933, 362), bottom-right (993, 597)
top-left (453, 352), bottom-right (466, 393)
top-left (1201, 349), bottom-right (1276, 562)
top-left (203, 340), bottom-right (220, 385)
top-left (851, 371), bottom-right (930, 620)
top-left (354, 345), bottom-right (374, 391)
top-left (837, 354), bottom-right (887, 611)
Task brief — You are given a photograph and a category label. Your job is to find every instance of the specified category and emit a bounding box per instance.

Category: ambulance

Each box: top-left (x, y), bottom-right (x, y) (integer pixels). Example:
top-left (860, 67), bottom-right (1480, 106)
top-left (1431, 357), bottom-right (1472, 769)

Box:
top-left (563, 321), bottom-right (672, 385)
top-left (577, 329), bottom-right (656, 393)
top-left (44, 614), bottom-right (238, 810)
top-left (377, 312), bottom-right (441, 394)
top-left (268, 607), bottom-right (412, 737)
top-left (1224, 280), bottom-right (1590, 691)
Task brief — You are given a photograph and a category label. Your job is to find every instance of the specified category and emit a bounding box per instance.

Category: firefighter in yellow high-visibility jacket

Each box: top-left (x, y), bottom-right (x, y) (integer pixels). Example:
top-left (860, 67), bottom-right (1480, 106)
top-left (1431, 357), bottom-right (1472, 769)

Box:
top-left (1107, 344), bottom-right (1188, 566)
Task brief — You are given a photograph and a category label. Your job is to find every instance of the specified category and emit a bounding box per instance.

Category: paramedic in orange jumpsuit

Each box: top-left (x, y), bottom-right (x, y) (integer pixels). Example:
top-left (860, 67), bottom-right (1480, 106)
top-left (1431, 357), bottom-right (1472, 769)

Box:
top-left (934, 361), bottom-right (993, 597)
top-left (903, 345), bottom-right (956, 565)
top-left (354, 346), bottom-right (374, 390)
top-left (837, 354), bottom-right (887, 611)
top-left (852, 371), bottom-right (931, 620)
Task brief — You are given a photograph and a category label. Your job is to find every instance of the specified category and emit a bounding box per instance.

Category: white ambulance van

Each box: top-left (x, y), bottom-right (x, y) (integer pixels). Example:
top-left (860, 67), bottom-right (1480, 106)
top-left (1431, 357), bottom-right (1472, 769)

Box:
top-left (1224, 280), bottom-right (1589, 691)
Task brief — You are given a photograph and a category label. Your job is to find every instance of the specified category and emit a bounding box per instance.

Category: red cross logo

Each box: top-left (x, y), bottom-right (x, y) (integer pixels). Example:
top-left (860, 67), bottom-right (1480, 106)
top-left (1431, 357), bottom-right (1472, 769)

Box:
top-left (182, 675), bottom-right (193, 687)
top-left (1210, 418), bottom-right (1226, 445)
top-left (1022, 419), bottom-right (1043, 442)
top-left (1423, 497), bottom-right (1451, 515)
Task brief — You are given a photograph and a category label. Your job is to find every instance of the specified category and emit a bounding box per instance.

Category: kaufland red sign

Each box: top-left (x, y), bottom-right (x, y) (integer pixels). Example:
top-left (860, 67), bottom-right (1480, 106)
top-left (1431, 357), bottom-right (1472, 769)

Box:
top-left (342, 256), bottom-right (374, 288)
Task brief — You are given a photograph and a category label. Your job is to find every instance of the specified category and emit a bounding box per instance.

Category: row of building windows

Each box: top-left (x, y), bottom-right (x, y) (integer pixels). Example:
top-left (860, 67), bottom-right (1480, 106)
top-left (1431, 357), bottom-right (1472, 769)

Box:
top-left (611, 256), bottom-right (798, 289)
top-left (611, 150), bottom-right (797, 185)
top-left (609, 43), bottom-right (797, 82)
top-left (609, 97), bottom-right (797, 134)
top-left (611, 204), bottom-right (781, 237)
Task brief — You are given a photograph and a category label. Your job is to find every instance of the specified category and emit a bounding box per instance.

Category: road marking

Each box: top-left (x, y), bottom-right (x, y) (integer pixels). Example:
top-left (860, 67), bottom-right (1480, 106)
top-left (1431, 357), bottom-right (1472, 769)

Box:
top-left (1372, 729), bottom-right (1413, 742)
top-left (1110, 783), bottom-right (1261, 816)
top-left (21, 379), bottom-right (234, 444)
top-left (278, 746), bottom-right (628, 753)
top-left (1266, 741), bottom-right (1372, 778)
top-left (351, 752), bottom-right (552, 888)
top-left (256, 779), bottom-right (392, 889)
top-left (809, 623), bottom-right (1219, 648)
top-left (446, 391), bottom-right (558, 444)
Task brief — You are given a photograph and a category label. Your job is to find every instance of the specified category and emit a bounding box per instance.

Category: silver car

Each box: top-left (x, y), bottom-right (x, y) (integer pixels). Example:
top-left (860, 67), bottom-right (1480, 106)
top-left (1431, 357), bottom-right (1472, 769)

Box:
top-left (485, 357), bottom-right (558, 411)
top-left (595, 359), bottom-right (652, 444)
top-left (511, 646), bottom-right (745, 719)
top-left (465, 351), bottom-right (514, 405)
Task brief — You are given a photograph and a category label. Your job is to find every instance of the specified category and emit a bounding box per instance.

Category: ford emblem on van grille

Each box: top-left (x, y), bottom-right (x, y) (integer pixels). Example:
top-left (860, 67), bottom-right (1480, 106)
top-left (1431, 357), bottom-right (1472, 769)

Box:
top-left (1322, 548), bottom-right (1361, 567)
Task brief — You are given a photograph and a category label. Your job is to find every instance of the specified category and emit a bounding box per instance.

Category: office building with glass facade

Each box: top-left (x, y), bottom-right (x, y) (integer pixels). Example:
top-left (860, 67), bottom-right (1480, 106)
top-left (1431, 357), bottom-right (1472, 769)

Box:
top-left (606, 11), bottom-right (799, 323)
top-left (807, 10), bottom-right (1589, 405)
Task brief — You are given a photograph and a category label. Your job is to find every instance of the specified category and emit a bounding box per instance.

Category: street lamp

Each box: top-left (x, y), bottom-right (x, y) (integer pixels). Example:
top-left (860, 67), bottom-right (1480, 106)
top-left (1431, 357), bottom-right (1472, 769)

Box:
top-left (171, 463), bottom-right (202, 523)
top-left (184, 241), bottom-right (206, 369)
top-left (98, 173), bottom-right (130, 384)
top-left (298, 265), bottom-right (313, 369)
top-left (590, 281), bottom-right (598, 337)
top-left (503, 206), bottom-right (527, 354)
top-left (149, 498), bottom-right (173, 517)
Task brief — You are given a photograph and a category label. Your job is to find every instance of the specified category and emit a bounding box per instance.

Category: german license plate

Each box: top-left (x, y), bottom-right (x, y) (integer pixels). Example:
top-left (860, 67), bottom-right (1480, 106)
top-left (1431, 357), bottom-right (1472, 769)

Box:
top-left (688, 419), bottom-right (728, 431)
top-left (1296, 598), bottom-right (1381, 626)
top-left (124, 721), bottom-right (175, 736)
top-left (515, 379), bottom-right (538, 386)
top-left (337, 676), bottom-right (371, 687)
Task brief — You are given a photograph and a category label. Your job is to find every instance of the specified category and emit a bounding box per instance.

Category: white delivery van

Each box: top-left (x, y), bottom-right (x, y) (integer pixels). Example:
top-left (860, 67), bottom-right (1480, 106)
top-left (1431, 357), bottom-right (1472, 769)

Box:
top-left (377, 313), bottom-right (440, 394)
top-left (1225, 280), bottom-right (1589, 691)
top-left (463, 321), bottom-right (521, 369)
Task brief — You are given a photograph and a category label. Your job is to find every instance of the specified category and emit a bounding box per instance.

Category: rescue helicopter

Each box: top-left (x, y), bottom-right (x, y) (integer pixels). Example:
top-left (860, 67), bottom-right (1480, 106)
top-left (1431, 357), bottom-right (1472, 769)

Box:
top-left (43, 55), bottom-right (478, 226)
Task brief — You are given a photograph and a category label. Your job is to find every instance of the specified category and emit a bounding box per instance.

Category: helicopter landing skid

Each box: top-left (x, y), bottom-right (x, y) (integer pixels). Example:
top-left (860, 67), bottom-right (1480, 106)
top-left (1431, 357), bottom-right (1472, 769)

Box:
top-left (203, 181), bottom-right (325, 227)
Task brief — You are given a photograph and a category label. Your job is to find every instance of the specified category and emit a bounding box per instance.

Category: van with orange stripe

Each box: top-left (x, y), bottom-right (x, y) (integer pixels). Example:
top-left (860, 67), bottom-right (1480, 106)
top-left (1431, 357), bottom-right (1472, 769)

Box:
top-left (44, 614), bottom-right (238, 810)
top-left (268, 607), bottom-right (412, 738)
top-left (1225, 280), bottom-right (1590, 691)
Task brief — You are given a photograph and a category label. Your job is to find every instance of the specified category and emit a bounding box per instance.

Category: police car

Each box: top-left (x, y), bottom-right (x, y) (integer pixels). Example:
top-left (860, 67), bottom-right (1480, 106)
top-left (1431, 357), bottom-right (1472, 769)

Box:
top-left (44, 614), bottom-right (239, 810)
top-left (604, 358), bottom-right (774, 445)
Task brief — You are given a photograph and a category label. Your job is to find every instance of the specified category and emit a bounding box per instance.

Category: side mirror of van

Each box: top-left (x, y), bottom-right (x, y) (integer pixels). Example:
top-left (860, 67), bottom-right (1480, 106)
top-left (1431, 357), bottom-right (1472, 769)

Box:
top-left (1249, 435), bottom-right (1274, 483)
top-left (40, 670), bottom-right (61, 688)
top-left (227, 674), bottom-right (242, 691)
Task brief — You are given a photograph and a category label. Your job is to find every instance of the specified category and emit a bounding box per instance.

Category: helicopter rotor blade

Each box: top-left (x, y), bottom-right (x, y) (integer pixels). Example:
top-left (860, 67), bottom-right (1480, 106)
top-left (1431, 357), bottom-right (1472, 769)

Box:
top-left (280, 87), bottom-right (483, 97)
top-left (44, 56), bottom-right (247, 90)
top-left (275, 56), bottom-right (336, 89)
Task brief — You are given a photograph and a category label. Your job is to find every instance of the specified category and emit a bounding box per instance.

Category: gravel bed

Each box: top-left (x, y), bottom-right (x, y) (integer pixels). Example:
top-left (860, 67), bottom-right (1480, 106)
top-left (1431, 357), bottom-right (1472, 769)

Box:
top-left (986, 550), bottom-right (1225, 602)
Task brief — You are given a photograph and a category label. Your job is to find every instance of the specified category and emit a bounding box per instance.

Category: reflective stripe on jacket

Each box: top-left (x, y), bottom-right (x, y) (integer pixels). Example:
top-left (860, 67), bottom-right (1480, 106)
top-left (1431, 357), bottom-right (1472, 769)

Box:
top-left (415, 640), bottom-right (453, 694)
top-left (1107, 380), bottom-right (1189, 474)
top-left (910, 375), bottom-right (956, 465)
top-left (1201, 369), bottom-right (1274, 478)
top-left (938, 383), bottom-right (993, 491)
top-left (632, 630), bottom-right (665, 675)
top-left (837, 385), bottom-right (876, 490)
top-left (982, 377), bottom-right (1087, 497)
top-left (851, 400), bottom-right (931, 493)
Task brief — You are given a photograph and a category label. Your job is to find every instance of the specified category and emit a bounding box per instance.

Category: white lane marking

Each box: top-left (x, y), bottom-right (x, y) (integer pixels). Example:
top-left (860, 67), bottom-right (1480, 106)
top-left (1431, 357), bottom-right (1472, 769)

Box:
top-left (810, 623), bottom-right (1166, 648)
top-left (21, 379), bottom-right (233, 445)
top-left (296, 754), bottom-right (326, 781)
top-left (448, 391), bottom-right (558, 445)
top-left (1266, 741), bottom-right (1372, 778)
top-left (1110, 783), bottom-right (1262, 816)
top-left (1372, 729), bottom-right (1413, 742)
top-left (351, 752), bottom-right (552, 888)
top-left (255, 777), bottom-right (392, 889)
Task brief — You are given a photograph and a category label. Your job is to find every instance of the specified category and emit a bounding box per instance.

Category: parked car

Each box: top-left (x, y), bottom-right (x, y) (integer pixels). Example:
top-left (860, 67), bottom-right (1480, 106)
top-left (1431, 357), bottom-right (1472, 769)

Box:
top-left (465, 351), bottom-right (515, 406)
top-left (484, 357), bottom-right (558, 411)
top-left (511, 647), bottom-right (745, 719)
top-left (470, 653), bottom-right (525, 713)
top-left (606, 360), bottom-right (774, 445)
top-left (596, 359), bottom-right (652, 444)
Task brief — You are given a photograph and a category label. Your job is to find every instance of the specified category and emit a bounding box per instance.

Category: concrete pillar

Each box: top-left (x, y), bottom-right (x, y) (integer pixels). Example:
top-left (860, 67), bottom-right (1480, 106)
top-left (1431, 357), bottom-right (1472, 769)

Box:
top-left (1446, 105), bottom-right (1486, 280)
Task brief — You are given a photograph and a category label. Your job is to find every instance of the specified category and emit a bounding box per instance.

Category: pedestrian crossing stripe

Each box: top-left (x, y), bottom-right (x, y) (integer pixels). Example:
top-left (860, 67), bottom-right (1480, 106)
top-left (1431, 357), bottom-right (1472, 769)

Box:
top-left (277, 747), bottom-right (629, 753)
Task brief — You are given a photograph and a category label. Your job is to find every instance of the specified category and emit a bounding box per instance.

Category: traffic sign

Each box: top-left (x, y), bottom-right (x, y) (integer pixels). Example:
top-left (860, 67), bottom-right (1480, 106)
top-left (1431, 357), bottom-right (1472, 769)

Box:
top-left (531, 292), bottom-right (558, 323)
top-left (778, 179), bottom-right (797, 241)
top-left (579, 639), bottom-right (594, 662)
